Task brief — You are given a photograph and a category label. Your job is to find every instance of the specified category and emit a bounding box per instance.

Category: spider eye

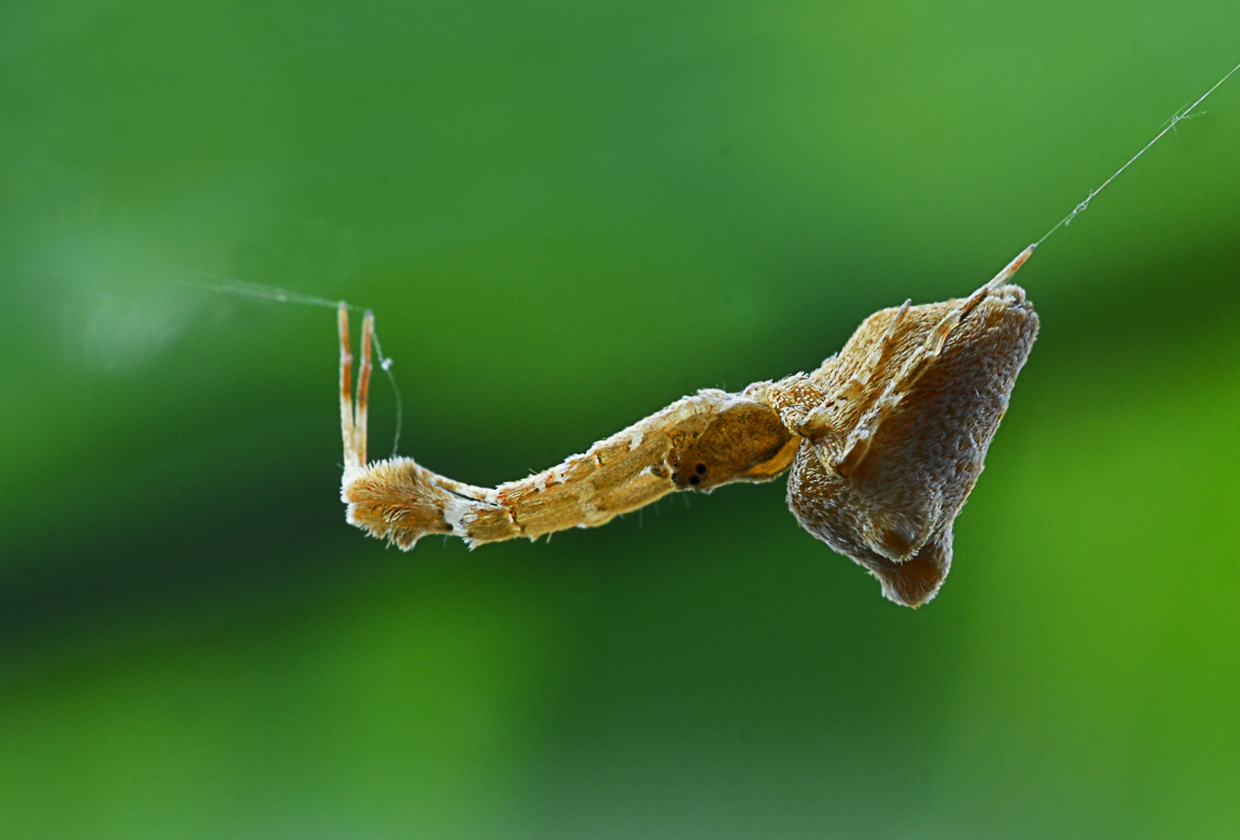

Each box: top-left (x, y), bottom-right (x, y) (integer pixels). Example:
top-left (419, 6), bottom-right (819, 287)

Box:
top-left (695, 463), bottom-right (707, 475)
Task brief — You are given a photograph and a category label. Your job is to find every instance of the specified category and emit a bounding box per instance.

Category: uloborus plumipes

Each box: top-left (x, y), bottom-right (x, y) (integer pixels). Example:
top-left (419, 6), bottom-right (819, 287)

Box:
top-left (337, 61), bottom-right (1239, 607)
top-left (339, 246), bottom-right (1036, 607)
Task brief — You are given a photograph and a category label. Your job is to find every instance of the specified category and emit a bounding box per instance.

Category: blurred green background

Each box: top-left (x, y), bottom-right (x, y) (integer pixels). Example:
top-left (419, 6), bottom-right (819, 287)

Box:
top-left (3, 1), bottom-right (1239, 837)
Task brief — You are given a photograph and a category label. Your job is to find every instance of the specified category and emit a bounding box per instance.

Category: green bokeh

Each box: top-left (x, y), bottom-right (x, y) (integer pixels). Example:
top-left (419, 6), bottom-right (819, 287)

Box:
top-left (3, 2), bottom-right (1239, 838)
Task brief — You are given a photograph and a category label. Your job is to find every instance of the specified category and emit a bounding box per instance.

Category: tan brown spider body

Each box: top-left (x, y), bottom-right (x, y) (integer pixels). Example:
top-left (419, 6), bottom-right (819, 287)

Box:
top-left (340, 245), bottom-right (1038, 606)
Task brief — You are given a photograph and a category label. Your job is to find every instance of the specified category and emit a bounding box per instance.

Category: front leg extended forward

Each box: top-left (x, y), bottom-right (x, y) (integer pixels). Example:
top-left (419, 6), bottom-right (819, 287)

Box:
top-left (337, 303), bottom-right (800, 549)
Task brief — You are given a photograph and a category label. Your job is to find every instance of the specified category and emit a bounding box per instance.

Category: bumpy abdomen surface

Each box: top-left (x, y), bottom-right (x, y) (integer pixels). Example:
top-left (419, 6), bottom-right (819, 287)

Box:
top-left (789, 284), bottom-right (1039, 606)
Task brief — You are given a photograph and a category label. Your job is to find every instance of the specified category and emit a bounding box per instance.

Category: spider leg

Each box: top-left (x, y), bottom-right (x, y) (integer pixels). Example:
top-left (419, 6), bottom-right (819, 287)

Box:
top-left (918, 244), bottom-right (1038, 370)
top-left (357, 309), bottom-right (374, 467)
top-left (341, 388), bottom-right (796, 550)
top-left (838, 299), bottom-right (910, 401)
top-left (338, 302), bottom-right (375, 470)
top-left (338, 302), bottom-right (360, 469)
top-left (983, 243), bottom-right (1036, 294)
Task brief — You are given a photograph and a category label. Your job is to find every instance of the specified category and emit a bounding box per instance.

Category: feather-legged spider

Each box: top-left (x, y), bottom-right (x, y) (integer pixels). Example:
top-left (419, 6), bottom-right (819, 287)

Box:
top-left (338, 245), bottom-right (1038, 606)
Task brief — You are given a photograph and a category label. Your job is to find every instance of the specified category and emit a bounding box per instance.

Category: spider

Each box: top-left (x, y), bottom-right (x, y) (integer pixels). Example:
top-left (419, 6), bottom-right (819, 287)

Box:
top-left (338, 244), bottom-right (1038, 607)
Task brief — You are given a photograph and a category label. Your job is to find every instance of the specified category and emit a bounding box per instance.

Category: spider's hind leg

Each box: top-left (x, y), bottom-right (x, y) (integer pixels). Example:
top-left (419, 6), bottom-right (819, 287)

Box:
top-left (834, 245), bottom-right (1037, 477)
